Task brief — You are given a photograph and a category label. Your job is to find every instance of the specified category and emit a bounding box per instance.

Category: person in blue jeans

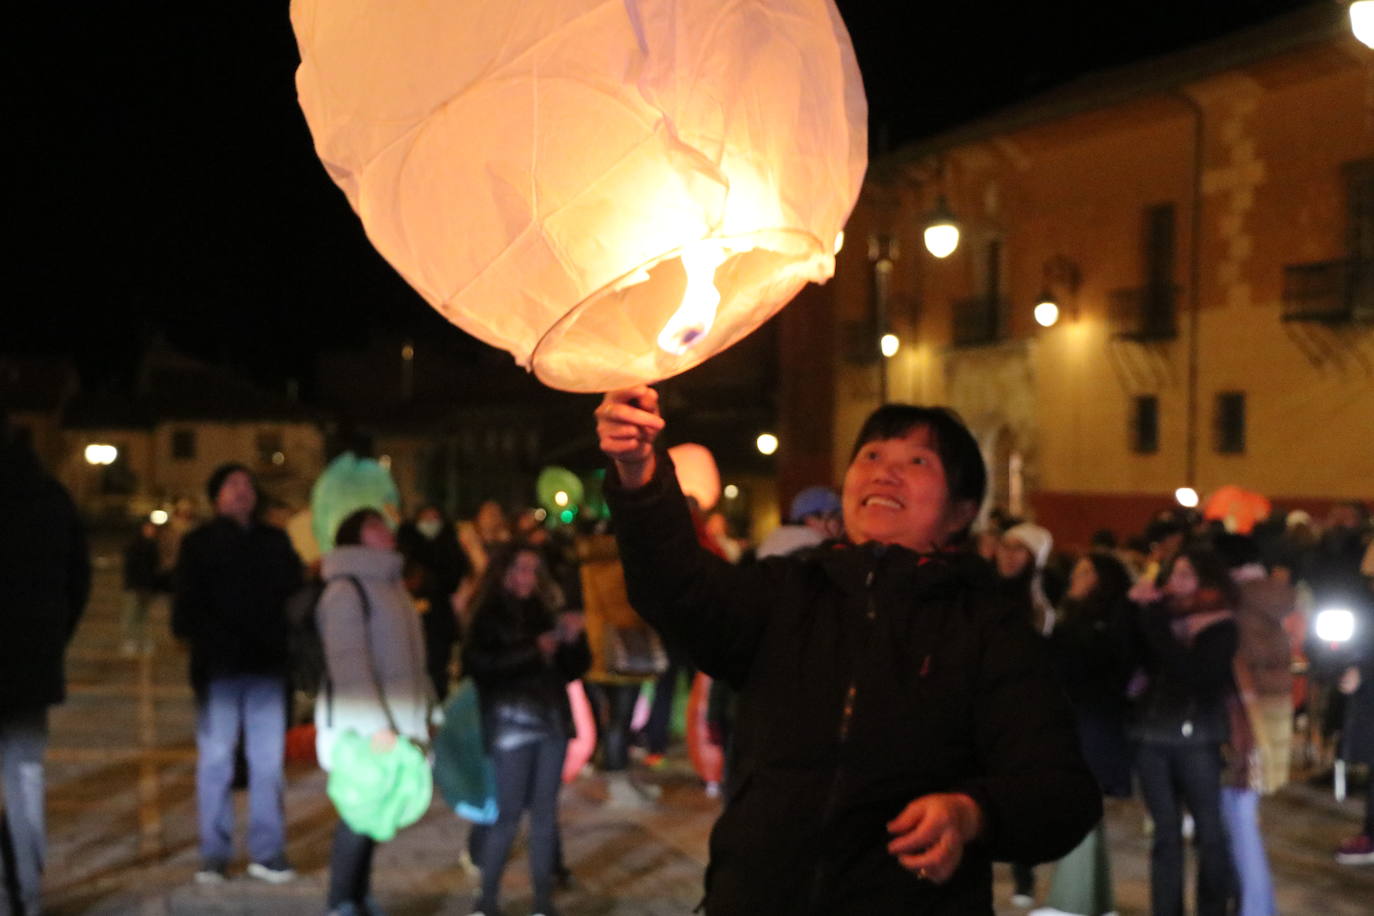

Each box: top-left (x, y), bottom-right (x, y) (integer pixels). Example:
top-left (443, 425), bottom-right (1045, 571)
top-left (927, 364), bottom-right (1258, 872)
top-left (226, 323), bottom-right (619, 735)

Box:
top-left (463, 544), bottom-right (590, 916)
top-left (173, 463), bottom-right (302, 884)
top-left (1131, 548), bottom-right (1239, 916)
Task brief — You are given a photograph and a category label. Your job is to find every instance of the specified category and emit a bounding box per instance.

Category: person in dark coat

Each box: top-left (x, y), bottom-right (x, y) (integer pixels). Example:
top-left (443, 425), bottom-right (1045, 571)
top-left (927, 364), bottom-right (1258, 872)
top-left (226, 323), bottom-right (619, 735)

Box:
top-left (122, 519), bottom-right (163, 656)
top-left (463, 543), bottom-right (590, 916)
top-left (397, 504), bottom-right (470, 702)
top-left (0, 416), bottom-right (90, 916)
top-left (1035, 551), bottom-right (1137, 915)
top-left (173, 463), bottom-right (302, 884)
top-left (1131, 548), bottom-right (1239, 916)
top-left (595, 388), bottom-right (1101, 915)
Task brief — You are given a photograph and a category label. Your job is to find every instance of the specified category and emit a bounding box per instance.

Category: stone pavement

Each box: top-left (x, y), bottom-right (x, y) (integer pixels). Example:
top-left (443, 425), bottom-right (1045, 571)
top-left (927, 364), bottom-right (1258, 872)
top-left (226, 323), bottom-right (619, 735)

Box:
top-left (29, 545), bottom-right (1374, 914)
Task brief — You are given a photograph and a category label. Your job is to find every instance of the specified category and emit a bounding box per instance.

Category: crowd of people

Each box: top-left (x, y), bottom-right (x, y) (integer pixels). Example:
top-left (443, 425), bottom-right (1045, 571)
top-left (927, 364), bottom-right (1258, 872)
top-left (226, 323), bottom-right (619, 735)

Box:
top-left (3, 401), bottom-right (1373, 916)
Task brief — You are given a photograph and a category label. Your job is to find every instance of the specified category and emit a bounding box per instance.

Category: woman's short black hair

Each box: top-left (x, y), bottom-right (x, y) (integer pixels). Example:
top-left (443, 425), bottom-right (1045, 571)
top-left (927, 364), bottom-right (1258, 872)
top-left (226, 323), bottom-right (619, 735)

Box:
top-left (335, 507), bottom-right (386, 547)
top-left (848, 404), bottom-right (987, 509)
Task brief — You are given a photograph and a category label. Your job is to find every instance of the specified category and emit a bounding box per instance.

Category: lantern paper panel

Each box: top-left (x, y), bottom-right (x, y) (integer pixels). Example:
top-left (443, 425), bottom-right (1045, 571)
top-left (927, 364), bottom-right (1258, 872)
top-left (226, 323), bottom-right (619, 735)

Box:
top-left (293, 0), bottom-right (866, 392)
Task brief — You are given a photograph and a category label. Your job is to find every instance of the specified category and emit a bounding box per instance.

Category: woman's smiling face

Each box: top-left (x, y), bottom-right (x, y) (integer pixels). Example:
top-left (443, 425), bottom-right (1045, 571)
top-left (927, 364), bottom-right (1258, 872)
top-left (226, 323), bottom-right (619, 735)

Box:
top-left (841, 426), bottom-right (975, 553)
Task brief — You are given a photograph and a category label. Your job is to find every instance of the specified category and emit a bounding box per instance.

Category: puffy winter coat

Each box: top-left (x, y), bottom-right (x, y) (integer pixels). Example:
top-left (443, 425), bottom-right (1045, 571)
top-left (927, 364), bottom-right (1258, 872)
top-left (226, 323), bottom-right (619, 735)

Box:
top-left (607, 458), bottom-right (1101, 915)
top-left (315, 546), bottom-right (432, 770)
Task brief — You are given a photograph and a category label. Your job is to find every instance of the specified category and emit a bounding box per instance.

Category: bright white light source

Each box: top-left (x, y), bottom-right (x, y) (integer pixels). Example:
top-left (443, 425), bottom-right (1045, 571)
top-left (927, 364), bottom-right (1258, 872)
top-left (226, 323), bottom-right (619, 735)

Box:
top-left (1174, 487), bottom-right (1199, 508)
top-left (756, 433), bottom-right (779, 456)
top-left (150, 509), bottom-right (169, 525)
top-left (658, 241), bottom-right (730, 355)
top-left (880, 333), bottom-right (900, 358)
top-left (723, 484), bottom-right (740, 500)
top-left (553, 490), bottom-right (570, 507)
top-left (923, 222), bottom-right (959, 259)
top-left (1352, 1), bottom-right (1374, 49)
top-left (84, 444), bottom-right (118, 466)
top-left (1034, 301), bottom-right (1060, 328)
top-left (1315, 608), bottom-right (1356, 644)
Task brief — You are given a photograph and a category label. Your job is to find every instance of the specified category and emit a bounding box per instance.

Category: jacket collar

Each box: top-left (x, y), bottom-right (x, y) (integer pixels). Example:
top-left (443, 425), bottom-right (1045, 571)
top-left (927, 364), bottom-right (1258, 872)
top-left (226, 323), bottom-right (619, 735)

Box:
top-left (813, 540), bottom-right (991, 596)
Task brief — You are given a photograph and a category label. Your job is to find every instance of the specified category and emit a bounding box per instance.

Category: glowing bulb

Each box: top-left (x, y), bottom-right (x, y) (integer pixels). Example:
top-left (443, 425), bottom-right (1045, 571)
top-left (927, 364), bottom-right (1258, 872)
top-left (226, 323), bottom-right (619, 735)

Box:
top-left (658, 241), bottom-right (729, 355)
top-left (723, 484), bottom-right (739, 500)
top-left (756, 433), bottom-right (779, 456)
top-left (553, 490), bottom-right (569, 507)
top-left (150, 509), bottom-right (169, 525)
top-left (1034, 301), bottom-right (1060, 328)
top-left (1174, 487), bottom-right (1199, 508)
top-left (880, 333), bottom-right (900, 358)
top-left (84, 444), bottom-right (117, 465)
top-left (923, 222), bottom-right (959, 259)
top-left (1315, 607), bottom-right (1355, 643)
top-left (1352, 1), bottom-right (1374, 49)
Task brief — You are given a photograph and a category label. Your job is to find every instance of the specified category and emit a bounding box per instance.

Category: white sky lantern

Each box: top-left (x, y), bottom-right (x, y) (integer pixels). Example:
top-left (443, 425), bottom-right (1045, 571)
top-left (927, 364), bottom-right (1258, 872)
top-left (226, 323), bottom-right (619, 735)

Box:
top-left (292, 0), bottom-right (867, 392)
top-left (667, 443), bottom-right (722, 511)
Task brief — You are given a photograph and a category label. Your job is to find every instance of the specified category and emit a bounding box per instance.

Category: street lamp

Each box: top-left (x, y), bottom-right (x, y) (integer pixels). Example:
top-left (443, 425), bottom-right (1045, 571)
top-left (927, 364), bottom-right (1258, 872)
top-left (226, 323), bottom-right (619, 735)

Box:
top-left (880, 332), bottom-right (900, 358)
top-left (1352, 1), bottom-right (1374, 48)
top-left (756, 433), bottom-right (779, 456)
top-left (84, 443), bottom-right (118, 466)
top-left (922, 195), bottom-right (960, 258)
top-left (1174, 486), bottom-right (1200, 509)
top-left (1033, 294), bottom-right (1060, 328)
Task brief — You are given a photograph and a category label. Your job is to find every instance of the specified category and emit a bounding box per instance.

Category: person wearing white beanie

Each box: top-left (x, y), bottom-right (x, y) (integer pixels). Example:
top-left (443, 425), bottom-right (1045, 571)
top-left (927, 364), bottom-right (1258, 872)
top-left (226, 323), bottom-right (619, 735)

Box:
top-left (998, 523), bottom-right (1057, 638)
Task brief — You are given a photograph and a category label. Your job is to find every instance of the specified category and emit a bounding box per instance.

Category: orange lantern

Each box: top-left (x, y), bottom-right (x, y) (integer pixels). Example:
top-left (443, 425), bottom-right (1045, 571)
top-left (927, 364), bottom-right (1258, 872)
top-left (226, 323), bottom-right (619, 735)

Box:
top-left (1202, 485), bottom-right (1271, 535)
top-left (292, 0), bottom-right (866, 392)
top-left (668, 442), bottom-right (721, 511)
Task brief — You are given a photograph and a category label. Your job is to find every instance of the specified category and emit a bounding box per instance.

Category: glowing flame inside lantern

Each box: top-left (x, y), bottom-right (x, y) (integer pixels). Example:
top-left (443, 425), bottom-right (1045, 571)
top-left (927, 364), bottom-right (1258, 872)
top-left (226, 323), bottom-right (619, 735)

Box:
top-left (657, 242), bottom-right (731, 355)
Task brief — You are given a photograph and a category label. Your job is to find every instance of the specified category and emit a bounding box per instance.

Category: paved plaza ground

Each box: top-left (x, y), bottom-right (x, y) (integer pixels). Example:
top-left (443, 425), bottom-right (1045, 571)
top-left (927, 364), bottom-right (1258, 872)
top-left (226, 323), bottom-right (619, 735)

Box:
top-left (28, 546), bottom-right (1374, 914)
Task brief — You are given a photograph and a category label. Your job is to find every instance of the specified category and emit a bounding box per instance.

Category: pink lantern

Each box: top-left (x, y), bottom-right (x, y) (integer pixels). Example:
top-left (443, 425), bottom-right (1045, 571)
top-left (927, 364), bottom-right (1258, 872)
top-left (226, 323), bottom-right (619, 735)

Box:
top-left (668, 442), bottom-right (721, 511)
top-left (292, 0), bottom-right (866, 392)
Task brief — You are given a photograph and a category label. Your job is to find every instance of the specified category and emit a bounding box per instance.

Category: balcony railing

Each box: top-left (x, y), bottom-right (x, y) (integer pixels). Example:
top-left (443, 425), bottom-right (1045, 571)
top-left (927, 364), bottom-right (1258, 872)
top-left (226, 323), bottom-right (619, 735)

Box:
top-left (951, 297), bottom-right (1006, 347)
top-left (1281, 259), bottom-right (1373, 323)
top-left (1109, 285), bottom-right (1177, 341)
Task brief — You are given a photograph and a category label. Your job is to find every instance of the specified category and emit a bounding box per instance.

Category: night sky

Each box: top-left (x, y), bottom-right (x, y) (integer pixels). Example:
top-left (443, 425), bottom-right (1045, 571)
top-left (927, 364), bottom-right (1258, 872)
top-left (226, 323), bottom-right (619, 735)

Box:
top-left (7, 1), bottom-right (1317, 393)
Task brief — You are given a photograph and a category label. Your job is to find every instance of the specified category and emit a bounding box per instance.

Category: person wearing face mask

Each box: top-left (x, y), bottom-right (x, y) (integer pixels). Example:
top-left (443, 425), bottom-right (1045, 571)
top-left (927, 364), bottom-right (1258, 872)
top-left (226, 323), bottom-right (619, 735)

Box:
top-left (594, 388), bottom-right (1100, 916)
top-left (398, 505), bottom-right (471, 702)
top-left (316, 507), bottom-right (433, 916)
top-left (463, 544), bottom-right (590, 916)
top-left (1131, 548), bottom-right (1239, 916)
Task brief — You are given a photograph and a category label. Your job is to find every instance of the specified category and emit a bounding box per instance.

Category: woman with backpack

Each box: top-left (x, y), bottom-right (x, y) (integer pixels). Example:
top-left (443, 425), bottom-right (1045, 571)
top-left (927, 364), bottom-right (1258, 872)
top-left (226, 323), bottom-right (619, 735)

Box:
top-left (315, 507), bottom-right (433, 916)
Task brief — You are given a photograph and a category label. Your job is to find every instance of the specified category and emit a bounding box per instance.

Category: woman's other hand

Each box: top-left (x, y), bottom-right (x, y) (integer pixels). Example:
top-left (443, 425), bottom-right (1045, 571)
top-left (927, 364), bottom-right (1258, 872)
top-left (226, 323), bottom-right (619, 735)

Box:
top-left (596, 386), bottom-right (665, 488)
top-left (371, 729), bottom-right (397, 753)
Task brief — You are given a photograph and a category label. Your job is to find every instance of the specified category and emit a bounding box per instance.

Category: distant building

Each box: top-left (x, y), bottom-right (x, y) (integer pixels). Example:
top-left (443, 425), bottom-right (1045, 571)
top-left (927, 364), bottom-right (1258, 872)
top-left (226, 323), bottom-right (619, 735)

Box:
top-left (55, 344), bottom-right (324, 522)
top-left (782, 2), bottom-right (1373, 546)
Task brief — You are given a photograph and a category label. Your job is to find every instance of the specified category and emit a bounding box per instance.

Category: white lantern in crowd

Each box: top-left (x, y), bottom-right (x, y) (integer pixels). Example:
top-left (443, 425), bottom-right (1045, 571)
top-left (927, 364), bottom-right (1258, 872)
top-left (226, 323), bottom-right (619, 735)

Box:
top-left (668, 443), bottom-right (722, 511)
top-left (292, 0), bottom-right (867, 392)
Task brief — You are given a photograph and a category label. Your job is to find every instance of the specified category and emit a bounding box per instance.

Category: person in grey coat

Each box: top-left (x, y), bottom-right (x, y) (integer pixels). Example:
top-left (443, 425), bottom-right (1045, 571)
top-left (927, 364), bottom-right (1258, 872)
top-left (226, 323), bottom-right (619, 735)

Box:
top-left (315, 507), bottom-right (433, 916)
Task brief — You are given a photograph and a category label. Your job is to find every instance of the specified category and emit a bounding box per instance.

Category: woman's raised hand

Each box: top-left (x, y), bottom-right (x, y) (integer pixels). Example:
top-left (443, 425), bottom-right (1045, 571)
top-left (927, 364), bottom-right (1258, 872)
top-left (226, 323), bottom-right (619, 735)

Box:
top-left (595, 386), bottom-right (665, 488)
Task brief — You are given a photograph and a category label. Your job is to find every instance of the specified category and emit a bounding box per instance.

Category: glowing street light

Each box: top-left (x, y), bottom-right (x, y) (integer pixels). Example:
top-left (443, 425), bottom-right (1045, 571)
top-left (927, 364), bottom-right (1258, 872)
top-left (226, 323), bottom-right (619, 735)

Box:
top-left (84, 443), bottom-right (118, 466)
top-left (880, 332), bottom-right (900, 358)
top-left (1174, 486), bottom-right (1200, 509)
top-left (723, 484), bottom-right (740, 500)
top-left (923, 195), bottom-right (960, 259)
top-left (1033, 296), bottom-right (1060, 328)
top-left (1352, 1), bottom-right (1374, 49)
top-left (553, 490), bottom-right (570, 507)
top-left (150, 509), bottom-right (169, 525)
top-left (756, 433), bottom-right (779, 456)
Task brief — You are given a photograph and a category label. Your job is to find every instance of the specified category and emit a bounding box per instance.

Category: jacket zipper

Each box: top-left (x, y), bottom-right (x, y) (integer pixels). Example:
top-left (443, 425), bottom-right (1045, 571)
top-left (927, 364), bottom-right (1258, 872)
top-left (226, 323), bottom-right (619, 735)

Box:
top-left (808, 566), bottom-right (878, 910)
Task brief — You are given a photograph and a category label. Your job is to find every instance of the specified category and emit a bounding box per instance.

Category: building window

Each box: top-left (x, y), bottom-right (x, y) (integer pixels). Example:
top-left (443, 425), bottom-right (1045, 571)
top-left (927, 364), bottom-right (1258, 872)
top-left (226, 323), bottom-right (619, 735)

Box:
top-left (1214, 392), bottom-right (1246, 454)
top-left (171, 428), bottom-right (196, 461)
top-left (1111, 205), bottom-right (1178, 339)
top-left (1131, 395), bottom-right (1159, 454)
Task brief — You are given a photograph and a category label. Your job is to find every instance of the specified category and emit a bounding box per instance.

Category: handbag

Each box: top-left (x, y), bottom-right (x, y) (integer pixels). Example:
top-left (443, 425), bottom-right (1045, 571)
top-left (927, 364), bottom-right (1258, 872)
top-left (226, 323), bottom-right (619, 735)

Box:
top-left (433, 679), bottom-right (500, 824)
top-left (604, 624), bottom-right (669, 678)
top-left (323, 576), bottom-right (434, 841)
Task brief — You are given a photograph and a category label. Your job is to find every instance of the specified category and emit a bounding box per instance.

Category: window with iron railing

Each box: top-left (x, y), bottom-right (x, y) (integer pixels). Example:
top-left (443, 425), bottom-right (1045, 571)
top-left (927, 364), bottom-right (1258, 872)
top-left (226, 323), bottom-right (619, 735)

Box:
top-left (1109, 285), bottom-right (1178, 340)
top-left (1131, 395), bottom-right (1159, 454)
top-left (1281, 259), bottom-right (1373, 322)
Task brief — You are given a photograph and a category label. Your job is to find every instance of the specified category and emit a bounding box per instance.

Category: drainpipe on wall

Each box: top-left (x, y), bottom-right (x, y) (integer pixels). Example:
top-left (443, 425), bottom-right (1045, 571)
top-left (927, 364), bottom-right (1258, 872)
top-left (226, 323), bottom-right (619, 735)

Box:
top-left (1177, 90), bottom-right (1206, 492)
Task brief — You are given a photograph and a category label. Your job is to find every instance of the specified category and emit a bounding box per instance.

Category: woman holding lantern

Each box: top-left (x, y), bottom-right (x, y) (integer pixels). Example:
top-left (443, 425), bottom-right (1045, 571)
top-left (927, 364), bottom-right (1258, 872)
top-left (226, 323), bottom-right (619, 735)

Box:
top-left (595, 387), bottom-right (1100, 914)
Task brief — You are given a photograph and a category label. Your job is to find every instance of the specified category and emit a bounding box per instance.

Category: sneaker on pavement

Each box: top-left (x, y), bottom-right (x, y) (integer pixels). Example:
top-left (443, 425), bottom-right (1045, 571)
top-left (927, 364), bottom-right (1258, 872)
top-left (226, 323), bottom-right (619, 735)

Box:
top-left (1335, 833), bottom-right (1374, 865)
top-left (247, 859), bottom-right (297, 883)
top-left (194, 861), bottom-right (228, 884)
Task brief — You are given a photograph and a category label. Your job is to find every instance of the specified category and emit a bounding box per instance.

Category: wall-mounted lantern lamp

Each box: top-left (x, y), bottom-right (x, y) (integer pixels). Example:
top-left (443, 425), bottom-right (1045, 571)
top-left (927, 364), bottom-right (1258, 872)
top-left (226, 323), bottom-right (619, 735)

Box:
top-left (1352, 1), bottom-right (1374, 49)
top-left (922, 195), bottom-right (960, 259)
top-left (1032, 255), bottom-right (1081, 327)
